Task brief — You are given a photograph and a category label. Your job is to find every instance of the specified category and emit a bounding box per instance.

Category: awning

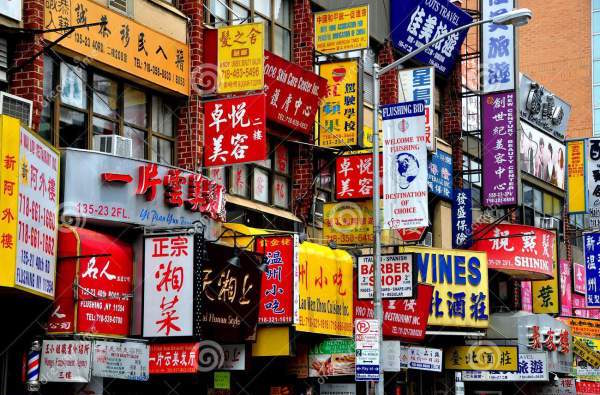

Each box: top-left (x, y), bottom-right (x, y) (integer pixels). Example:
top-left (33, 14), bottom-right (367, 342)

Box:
top-left (218, 222), bottom-right (291, 250)
top-left (226, 194), bottom-right (302, 223)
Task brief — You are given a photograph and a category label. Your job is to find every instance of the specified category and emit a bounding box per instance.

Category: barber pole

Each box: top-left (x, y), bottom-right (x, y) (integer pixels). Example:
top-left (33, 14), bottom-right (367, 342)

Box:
top-left (25, 340), bottom-right (41, 392)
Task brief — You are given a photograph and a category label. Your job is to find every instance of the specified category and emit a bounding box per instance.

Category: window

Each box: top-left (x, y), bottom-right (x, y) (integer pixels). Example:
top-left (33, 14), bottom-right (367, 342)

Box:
top-left (522, 183), bottom-right (563, 232)
top-left (43, 55), bottom-right (177, 164)
top-left (593, 2), bottom-right (600, 135)
top-left (569, 213), bottom-right (585, 247)
top-left (204, 0), bottom-right (292, 60)
top-left (462, 154), bottom-right (481, 209)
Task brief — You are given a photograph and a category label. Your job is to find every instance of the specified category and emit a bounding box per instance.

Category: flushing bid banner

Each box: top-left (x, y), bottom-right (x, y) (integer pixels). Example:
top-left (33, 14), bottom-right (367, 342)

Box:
top-left (381, 101), bottom-right (428, 229)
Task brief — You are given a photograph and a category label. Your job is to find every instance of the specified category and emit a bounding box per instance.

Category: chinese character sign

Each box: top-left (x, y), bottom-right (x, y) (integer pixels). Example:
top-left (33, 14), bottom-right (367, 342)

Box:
top-left (461, 353), bottom-right (548, 382)
top-left (583, 232), bottom-right (600, 308)
top-left (399, 67), bottom-right (435, 150)
top-left (149, 343), bottom-right (199, 374)
top-left (382, 101), bottom-right (429, 230)
top-left (335, 153), bottom-right (382, 200)
top-left (574, 262), bottom-right (587, 294)
top-left (314, 5), bottom-right (369, 54)
top-left (92, 340), bottom-right (149, 381)
top-left (452, 188), bottom-right (472, 249)
top-left (428, 149), bottom-right (453, 200)
top-left (445, 346), bottom-right (518, 371)
top-left (399, 346), bottom-right (443, 372)
top-left (482, 0), bottom-right (515, 92)
top-left (532, 235), bottom-right (559, 314)
top-left (517, 314), bottom-right (572, 374)
top-left (482, 91), bottom-right (517, 206)
top-left (44, 0), bottom-right (189, 95)
top-left (143, 235), bottom-right (194, 337)
top-left (521, 281), bottom-right (533, 312)
top-left (560, 259), bottom-right (572, 316)
top-left (390, 0), bottom-right (473, 76)
top-left (40, 340), bottom-right (92, 383)
top-left (203, 94), bottom-right (267, 166)
top-left (264, 51), bottom-right (327, 134)
top-left (217, 23), bottom-right (264, 93)
top-left (567, 140), bottom-right (586, 213)
top-left (587, 139), bottom-right (600, 227)
top-left (318, 60), bottom-right (360, 147)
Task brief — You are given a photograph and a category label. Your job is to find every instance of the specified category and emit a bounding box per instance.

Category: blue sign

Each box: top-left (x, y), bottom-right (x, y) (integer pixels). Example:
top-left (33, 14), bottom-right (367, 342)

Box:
top-left (452, 188), bottom-right (472, 249)
top-left (390, 0), bottom-right (473, 76)
top-left (482, 0), bottom-right (515, 93)
top-left (428, 150), bottom-right (453, 200)
top-left (355, 364), bottom-right (379, 381)
top-left (584, 232), bottom-right (600, 307)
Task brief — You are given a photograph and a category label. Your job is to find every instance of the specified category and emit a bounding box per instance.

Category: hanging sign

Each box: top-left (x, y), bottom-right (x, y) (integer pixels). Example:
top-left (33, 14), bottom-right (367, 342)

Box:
top-left (560, 259), bottom-right (572, 316)
top-left (559, 317), bottom-right (600, 338)
top-left (149, 343), bottom-right (199, 374)
top-left (481, 0), bottom-right (515, 92)
top-left (335, 153), bottom-right (382, 200)
top-left (399, 67), bottom-right (435, 150)
top-left (452, 188), bottom-right (472, 249)
top-left (92, 340), bottom-right (149, 381)
top-left (221, 344), bottom-right (246, 371)
top-left (40, 340), bottom-right (92, 383)
top-left (428, 149), bottom-right (453, 200)
top-left (520, 121), bottom-right (566, 190)
top-left (308, 339), bottom-right (355, 377)
top-left (567, 140), bottom-right (586, 213)
top-left (583, 232), bottom-right (600, 307)
top-left (445, 346), bottom-right (518, 371)
top-left (357, 254), bottom-right (415, 299)
top-left (461, 353), bottom-right (548, 382)
top-left (574, 262), bottom-right (587, 294)
top-left (399, 346), bottom-right (443, 372)
top-left (532, 238), bottom-right (560, 314)
top-left (323, 201), bottom-right (375, 246)
top-left (314, 5), bottom-right (369, 54)
top-left (574, 337), bottom-right (600, 369)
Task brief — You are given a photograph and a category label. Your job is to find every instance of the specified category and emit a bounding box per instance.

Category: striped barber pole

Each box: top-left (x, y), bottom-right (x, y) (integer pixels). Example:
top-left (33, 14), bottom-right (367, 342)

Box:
top-left (26, 350), bottom-right (40, 382)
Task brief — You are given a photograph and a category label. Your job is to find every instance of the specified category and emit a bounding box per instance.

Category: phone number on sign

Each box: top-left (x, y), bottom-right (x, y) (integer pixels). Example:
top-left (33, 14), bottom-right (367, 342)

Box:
top-left (75, 203), bottom-right (129, 219)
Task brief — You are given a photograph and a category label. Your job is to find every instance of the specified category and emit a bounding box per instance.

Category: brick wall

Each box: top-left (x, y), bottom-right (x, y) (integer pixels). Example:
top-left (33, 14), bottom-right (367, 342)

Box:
top-left (442, 62), bottom-right (463, 189)
top-left (377, 41), bottom-right (398, 106)
top-left (9, 0), bottom-right (45, 132)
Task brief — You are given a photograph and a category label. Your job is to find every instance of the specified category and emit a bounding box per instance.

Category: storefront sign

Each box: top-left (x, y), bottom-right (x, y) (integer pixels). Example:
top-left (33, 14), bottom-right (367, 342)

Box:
top-left (559, 317), bottom-right (600, 338)
top-left (323, 200), bottom-right (374, 246)
top-left (519, 74), bottom-right (571, 140)
top-left (452, 188), bottom-right (472, 249)
top-left (198, 242), bottom-right (260, 342)
top-left (143, 235), bottom-right (193, 337)
top-left (445, 346), bottom-right (518, 371)
top-left (390, 0), bottom-right (472, 76)
top-left (0, 117), bottom-right (59, 299)
top-left (583, 232), bottom-right (600, 307)
top-left (314, 5), bottom-right (369, 54)
top-left (574, 262), bottom-right (587, 294)
top-left (382, 101), bottom-right (428, 229)
top-left (428, 149), bottom-right (453, 199)
top-left (221, 344), bottom-right (245, 371)
top-left (399, 346), bottom-right (443, 372)
top-left (355, 319), bottom-right (380, 381)
top-left (40, 340), bottom-right (91, 383)
top-left (216, 23), bottom-right (263, 93)
top-left (92, 340), bottom-right (148, 381)
top-left (44, 0), bottom-right (189, 95)
top-left (61, 149), bottom-right (225, 227)
top-left (521, 121), bottom-right (566, 190)
top-left (560, 260), bottom-right (572, 316)
top-left (572, 294), bottom-right (600, 319)
top-left (204, 94), bottom-right (267, 166)
top-left (535, 378), bottom-right (577, 395)
top-left (567, 140), bottom-right (586, 213)
top-left (572, 336), bottom-right (600, 380)
top-left (521, 281), bottom-right (533, 312)
top-left (532, 239), bottom-right (560, 314)
top-left (573, 336), bottom-right (600, 369)
top-left (482, 91), bottom-right (517, 206)
top-left (2, 0), bottom-right (22, 21)
top-left (587, 139), bottom-right (600, 226)
top-left (470, 224), bottom-right (555, 279)
top-left (308, 339), bottom-right (355, 377)
top-left (318, 60), bottom-right (360, 147)
top-left (320, 383), bottom-right (356, 395)
top-left (411, 247), bottom-right (489, 328)
top-left (357, 254), bottom-right (414, 299)
top-left (264, 51), bottom-right (327, 134)
top-left (296, 242), bottom-right (353, 337)
top-left (461, 353), bottom-right (548, 381)
top-left (256, 235), bottom-right (296, 324)
top-left (576, 381), bottom-right (600, 395)
top-left (149, 343), bottom-right (199, 374)
top-left (354, 283), bottom-right (433, 341)
top-left (399, 67), bottom-right (435, 150)
top-left (482, 0), bottom-right (515, 93)
top-left (335, 153), bottom-right (382, 200)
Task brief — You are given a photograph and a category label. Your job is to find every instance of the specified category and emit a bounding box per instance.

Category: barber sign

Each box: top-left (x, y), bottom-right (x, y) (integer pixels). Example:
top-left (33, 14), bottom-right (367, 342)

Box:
top-left (357, 254), bottom-right (415, 300)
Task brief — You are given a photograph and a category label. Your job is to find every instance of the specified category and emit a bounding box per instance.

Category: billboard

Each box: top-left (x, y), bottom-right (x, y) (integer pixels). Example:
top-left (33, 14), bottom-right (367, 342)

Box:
top-left (520, 121), bottom-right (566, 190)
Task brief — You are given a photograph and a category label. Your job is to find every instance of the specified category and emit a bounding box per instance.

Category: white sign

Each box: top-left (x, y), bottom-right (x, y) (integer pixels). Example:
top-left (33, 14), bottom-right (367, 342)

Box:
top-left (587, 139), bottom-right (600, 227)
top-left (92, 340), bottom-right (149, 381)
top-left (482, 0), bottom-right (515, 93)
top-left (2, 0), bottom-right (22, 21)
top-left (40, 340), bottom-right (92, 383)
top-left (355, 319), bottom-right (380, 381)
top-left (535, 378), bottom-right (577, 395)
top-left (398, 67), bottom-right (435, 151)
top-left (143, 235), bottom-right (194, 337)
top-left (382, 341), bottom-right (401, 372)
top-left (382, 101), bottom-right (428, 229)
top-left (320, 383), bottom-right (356, 395)
top-left (358, 254), bottom-right (414, 299)
top-left (399, 346), bottom-right (442, 372)
top-left (15, 126), bottom-right (59, 298)
top-left (221, 344), bottom-right (245, 370)
top-left (462, 353), bottom-right (548, 382)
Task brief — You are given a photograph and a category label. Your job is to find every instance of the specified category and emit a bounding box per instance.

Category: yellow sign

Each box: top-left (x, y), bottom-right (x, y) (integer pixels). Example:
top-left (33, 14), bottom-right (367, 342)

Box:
top-left (323, 201), bottom-right (373, 245)
top-left (567, 140), bottom-right (586, 213)
top-left (532, 236), bottom-right (559, 314)
top-left (252, 327), bottom-right (291, 357)
top-left (318, 60), bottom-right (360, 147)
top-left (217, 23), bottom-right (264, 93)
top-left (314, 5), bottom-right (369, 54)
top-left (445, 346), bottom-right (518, 371)
top-left (560, 317), bottom-right (600, 338)
top-left (574, 337), bottom-right (600, 369)
top-left (296, 242), bottom-right (353, 337)
top-left (402, 246), bottom-right (489, 328)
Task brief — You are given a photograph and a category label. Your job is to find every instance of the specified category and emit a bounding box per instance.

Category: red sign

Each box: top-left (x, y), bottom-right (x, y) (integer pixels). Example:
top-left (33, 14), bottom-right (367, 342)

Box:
top-left (560, 259), bottom-right (572, 316)
top-left (256, 236), bottom-right (296, 324)
top-left (576, 381), bottom-right (600, 395)
top-left (149, 343), bottom-right (199, 374)
top-left (47, 226), bottom-right (133, 336)
top-left (395, 227), bottom-right (427, 243)
top-left (471, 224), bottom-right (555, 279)
top-left (203, 94), bottom-right (267, 167)
top-left (354, 283), bottom-right (433, 341)
top-left (574, 262), bottom-right (586, 294)
top-left (573, 293), bottom-right (600, 319)
top-left (264, 50), bottom-right (327, 134)
top-left (335, 153), bottom-right (383, 199)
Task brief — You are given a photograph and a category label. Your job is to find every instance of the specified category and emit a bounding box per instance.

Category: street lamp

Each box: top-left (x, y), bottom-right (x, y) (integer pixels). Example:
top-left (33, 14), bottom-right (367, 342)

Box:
top-left (370, 8), bottom-right (532, 395)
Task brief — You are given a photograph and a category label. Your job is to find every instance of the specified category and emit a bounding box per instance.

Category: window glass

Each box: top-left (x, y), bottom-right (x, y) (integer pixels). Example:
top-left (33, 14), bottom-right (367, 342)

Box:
top-left (60, 63), bottom-right (86, 109)
top-left (273, 175), bottom-right (289, 208)
top-left (253, 167), bottom-right (270, 203)
top-left (43, 55), bottom-right (54, 99)
top-left (524, 206), bottom-right (534, 226)
top-left (543, 193), bottom-right (553, 215)
top-left (235, 0), bottom-right (250, 6)
top-left (152, 95), bottom-right (174, 137)
top-left (595, 35), bottom-right (600, 59)
top-left (124, 126), bottom-right (146, 159)
top-left (274, 24), bottom-right (291, 60)
top-left (208, 167), bottom-right (226, 186)
top-left (594, 12), bottom-right (600, 31)
top-left (533, 189), bottom-right (542, 212)
top-left (523, 184), bottom-right (533, 207)
top-left (595, 108), bottom-right (600, 133)
top-left (233, 3), bottom-right (250, 24)
top-left (595, 0), bottom-right (600, 10)
top-left (230, 165), bottom-right (249, 197)
top-left (124, 85), bottom-right (147, 127)
top-left (208, 0), bottom-right (228, 25)
top-left (92, 117), bottom-right (117, 139)
top-left (553, 197), bottom-right (562, 217)
top-left (59, 107), bottom-right (87, 148)
top-left (274, 145), bottom-right (289, 174)
top-left (151, 137), bottom-right (173, 165)
top-left (274, 0), bottom-right (290, 27)
top-left (254, 16), bottom-right (270, 50)
top-left (595, 61), bottom-right (600, 84)
top-left (255, 0), bottom-right (271, 17)
top-left (40, 102), bottom-right (53, 143)
top-left (93, 74), bottom-right (118, 118)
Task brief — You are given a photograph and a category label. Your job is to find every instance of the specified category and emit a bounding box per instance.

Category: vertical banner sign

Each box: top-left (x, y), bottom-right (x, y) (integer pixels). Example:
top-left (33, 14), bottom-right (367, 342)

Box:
top-left (560, 260), bottom-right (573, 316)
top-left (318, 60), bottom-right (360, 147)
top-left (216, 23), bottom-right (264, 93)
top-left (567, 140), bottom-right (586, 213)
top-left (587, 139), bottom-right (600, 227)
top-left (314, 5), bottom-right (369, 54)
top-left (452, 189), bottom-right (472, 249)
top-left (574, 262), bottom-right (587, 294)
top-left (354, 319), bottom-right (380, 382)
top-left (521, 281), bottom-right (533, 312)
top-left (336, 153), bottom-right (383, 200)
top-left (428, 149), bottom-right (453, 200)
top-left (532, 236), bottom-right (559, 314)
top-left (482, 92), bottom-right (517, 206)
top-left (143, 235), bottom-right (194, 337)
top-left (398, 67), bottom-right (435, 151)
top-left (482, 0), bottom-right (515, 93)
top-left (381, 101), bottom-right (429, 229)
top-left (583, 233), bottom-right (600, 307)
top-left (203, 94), bottom-right (267, 167)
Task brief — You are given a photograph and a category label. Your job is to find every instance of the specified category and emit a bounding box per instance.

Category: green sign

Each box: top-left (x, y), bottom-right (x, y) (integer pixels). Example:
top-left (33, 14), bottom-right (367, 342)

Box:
top-left (214, 371), bottom-right (230, 390)
top-left (309, 339), bottom-right (355, 355)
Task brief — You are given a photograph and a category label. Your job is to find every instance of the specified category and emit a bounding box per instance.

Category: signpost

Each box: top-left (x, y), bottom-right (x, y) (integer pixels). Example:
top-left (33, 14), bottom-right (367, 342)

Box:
top-left (355, 319), bottom-right (380, 381)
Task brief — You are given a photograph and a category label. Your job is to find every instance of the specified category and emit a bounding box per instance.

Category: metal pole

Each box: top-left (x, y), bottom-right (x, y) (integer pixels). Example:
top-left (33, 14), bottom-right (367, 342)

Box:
top-left (372, 63), bottom-right (384, 395)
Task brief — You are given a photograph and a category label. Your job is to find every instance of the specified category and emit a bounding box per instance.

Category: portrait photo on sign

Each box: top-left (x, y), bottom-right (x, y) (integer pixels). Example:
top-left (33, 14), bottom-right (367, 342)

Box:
top-left (519, 122), bottom-right (565, 189)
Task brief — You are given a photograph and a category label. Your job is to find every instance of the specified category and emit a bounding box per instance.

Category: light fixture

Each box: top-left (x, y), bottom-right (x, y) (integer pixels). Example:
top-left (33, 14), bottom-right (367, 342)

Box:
top-left (227, 248), bottom-right (241, 268)
top-left (491, 8), bottom-right (532, 27)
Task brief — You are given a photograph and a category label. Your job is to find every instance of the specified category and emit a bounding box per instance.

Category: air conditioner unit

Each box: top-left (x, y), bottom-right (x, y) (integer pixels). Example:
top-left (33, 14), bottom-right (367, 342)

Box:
top-left (535, 216), bottom-right (560, 230)
top-left (93, 134), bottom-right (133, 158)
top-left (0, 91), bottom-right (32, 127)
top-left (420, 231), bottom-right (433, 247)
